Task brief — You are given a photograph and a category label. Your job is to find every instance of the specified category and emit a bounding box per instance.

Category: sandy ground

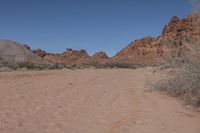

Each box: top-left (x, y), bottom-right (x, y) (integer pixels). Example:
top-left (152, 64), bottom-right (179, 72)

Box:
top-left (0, 67), bottom-right (200, 133)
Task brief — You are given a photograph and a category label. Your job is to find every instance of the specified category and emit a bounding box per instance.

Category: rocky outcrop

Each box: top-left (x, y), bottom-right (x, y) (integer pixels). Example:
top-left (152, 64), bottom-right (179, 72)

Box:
top-left (43, 54), bottom-right (67, 64)
top-left (30, 13), bottom-right (200, 66)
top-left (61, 48), bottom-right (91, 64)
top-left (32, 49), bottom-right (47, 57)
top-left (63, 48), bottom-right (90, 58)
top-left (31, 48), bottom-right (93, 64)
top-left (112, 13), bottom-right (200, 65)
top-left (31, 48), bottom-right (111, 65)
top-left (90, 51), bottom-right (109, 64)
top-left (92, 51), bottom-right (109, 60)
top-left (0, 40), bottom-right (42, 64)
top-left (21, 44), bottom-right (31, 50)
top-left (2, 13), bottom-right (200, 66)
top-left (112, 37), bottom-right (159, 65)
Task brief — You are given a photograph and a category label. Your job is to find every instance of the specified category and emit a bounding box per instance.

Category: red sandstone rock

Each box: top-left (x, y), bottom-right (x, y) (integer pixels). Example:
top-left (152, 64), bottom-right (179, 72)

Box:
top-left (112, 13), bottom-right (200, 65)
top-left (25, 13), bottom-right (200, 66)
top-left (92, 52), bottom-right (108, 60)
top-left (32, 49), bottom-right (47, 57)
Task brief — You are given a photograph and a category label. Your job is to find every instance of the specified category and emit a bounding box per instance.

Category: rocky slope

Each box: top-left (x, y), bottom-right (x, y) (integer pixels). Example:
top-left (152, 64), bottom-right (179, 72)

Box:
top-left (112, 13), bottom-right (200, 65)
top-left (0, 40), bottom-right (42, 64)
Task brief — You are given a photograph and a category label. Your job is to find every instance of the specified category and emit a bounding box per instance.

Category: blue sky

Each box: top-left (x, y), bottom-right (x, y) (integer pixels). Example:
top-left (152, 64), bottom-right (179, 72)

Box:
top-left (0, 0), bottom-right (192, 56)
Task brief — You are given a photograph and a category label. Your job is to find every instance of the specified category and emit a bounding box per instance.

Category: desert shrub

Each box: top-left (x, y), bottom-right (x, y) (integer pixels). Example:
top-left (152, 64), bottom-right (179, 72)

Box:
top-left (155, 65), bottom-right (200, 106)
top-left (0, 62), bottom-right (18, 70)
top-left (87, 62), bottom-right (143, 69)
top-left (0, 61), bottom-right (143, 71)
top-left (155, 42), bottom-right (200, 107)
top-left (0, 62), bottom-right (67, 71)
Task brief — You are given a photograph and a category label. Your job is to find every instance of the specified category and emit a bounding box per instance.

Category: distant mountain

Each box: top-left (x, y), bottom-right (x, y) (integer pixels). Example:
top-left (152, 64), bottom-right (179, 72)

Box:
top-left (0, 40), bottom-right (42, 64)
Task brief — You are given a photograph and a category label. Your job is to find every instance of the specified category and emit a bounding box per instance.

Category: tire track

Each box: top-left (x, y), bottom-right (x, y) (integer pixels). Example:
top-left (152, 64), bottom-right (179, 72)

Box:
top-left (107, 87), bottom-right (142, 133)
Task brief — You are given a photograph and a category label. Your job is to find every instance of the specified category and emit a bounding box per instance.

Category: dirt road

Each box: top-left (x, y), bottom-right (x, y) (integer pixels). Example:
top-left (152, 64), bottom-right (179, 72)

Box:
top-left (0, 68), bottom-right (200, 133)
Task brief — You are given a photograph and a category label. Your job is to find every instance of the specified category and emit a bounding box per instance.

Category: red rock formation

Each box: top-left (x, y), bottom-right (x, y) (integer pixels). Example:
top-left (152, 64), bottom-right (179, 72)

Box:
top-left (112, 37), bottom-right (159, 65)
top-left (32, 49), bottom-right (47, 57)
top-left (63, 48), bottom-right (90, 59)
top-left (112, 13), bottom-right (200, 65)
top-left (62, 48), bottom-right (91, 64)
top-left (92, 51), bottom-right (108, 59)
top-left (43, 54), bottom-right (67, 64)
top-left (31, 48), bottom-right (93, 64)
top-left (27, 13), bottom-right (200, 66)
top-left (90, 51), bottom-right (109, 64)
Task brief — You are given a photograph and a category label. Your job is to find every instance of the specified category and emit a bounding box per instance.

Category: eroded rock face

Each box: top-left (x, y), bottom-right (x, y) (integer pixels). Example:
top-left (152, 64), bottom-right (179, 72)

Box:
top-left (112, 13), bottom-right (200, 65)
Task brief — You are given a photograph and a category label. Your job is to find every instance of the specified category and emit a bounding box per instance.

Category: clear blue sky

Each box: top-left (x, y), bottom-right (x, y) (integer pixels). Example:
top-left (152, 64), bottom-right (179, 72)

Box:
top-left (0, 0), bottom-right (192, 56)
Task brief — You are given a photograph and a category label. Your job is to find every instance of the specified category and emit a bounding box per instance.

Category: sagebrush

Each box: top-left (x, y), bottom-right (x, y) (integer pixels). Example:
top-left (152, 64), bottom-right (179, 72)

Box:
top-left (155, 41), bottom-right (200, 107)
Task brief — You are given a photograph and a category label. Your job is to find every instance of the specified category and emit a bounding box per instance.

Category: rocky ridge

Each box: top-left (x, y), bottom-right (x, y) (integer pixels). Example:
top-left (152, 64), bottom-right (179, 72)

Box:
top-left (112, 13), bottom-right (200, 65)
top-left (1, 13), bottom-right (200, 65)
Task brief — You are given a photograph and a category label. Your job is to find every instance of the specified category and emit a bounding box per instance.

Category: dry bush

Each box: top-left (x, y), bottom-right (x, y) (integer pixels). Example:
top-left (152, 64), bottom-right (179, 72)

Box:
top-left (0, 62), bottom-right (67, 71)
top-left (155, 42), bottom-right (200, 107)
top-left (85, 62), bottom-right (144, 69)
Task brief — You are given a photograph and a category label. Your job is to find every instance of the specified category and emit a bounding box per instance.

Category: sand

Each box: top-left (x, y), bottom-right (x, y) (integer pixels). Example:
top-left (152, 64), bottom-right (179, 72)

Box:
top-left (0, 67), bottom-right (200, 133)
